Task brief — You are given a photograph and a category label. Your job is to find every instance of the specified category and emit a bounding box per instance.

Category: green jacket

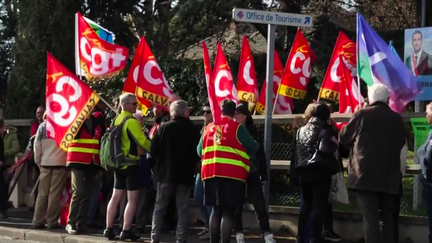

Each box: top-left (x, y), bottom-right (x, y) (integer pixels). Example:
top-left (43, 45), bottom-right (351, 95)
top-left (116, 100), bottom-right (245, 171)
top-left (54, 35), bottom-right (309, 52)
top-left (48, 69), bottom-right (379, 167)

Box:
top-left (3, 126), bottom-right (20, 166)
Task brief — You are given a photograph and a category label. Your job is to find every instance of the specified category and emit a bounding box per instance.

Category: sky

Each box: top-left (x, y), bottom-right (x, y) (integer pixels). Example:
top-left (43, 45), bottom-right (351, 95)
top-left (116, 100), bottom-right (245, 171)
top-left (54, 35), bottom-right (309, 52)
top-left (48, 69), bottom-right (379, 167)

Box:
top-left (404, 27), bottom-right (432, 60)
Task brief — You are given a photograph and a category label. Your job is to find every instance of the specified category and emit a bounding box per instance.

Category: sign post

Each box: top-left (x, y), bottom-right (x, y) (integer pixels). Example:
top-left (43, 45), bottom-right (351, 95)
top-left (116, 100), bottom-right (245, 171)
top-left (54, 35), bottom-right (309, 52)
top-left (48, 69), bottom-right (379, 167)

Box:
top-left (232, 8), bottom-right (313, 209)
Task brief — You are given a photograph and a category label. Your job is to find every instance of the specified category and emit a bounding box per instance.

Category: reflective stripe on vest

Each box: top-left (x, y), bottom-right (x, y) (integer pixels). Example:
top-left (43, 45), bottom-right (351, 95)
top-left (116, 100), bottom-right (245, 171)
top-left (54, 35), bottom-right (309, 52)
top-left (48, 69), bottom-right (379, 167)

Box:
top-left (66, 122), bottom-right (101, 166)
top-left (201, 119), bottom-right (250, 182)
top-left (67, 138), bottom-right (100, 165)
top-left (202, 145), bottom-right (249, 161)
top-left (202, 145), bottom-right (250, 182)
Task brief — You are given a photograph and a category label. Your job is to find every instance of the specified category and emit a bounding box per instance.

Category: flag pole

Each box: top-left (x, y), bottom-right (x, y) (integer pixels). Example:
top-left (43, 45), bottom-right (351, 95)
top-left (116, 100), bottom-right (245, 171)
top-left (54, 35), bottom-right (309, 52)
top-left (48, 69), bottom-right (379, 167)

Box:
top-left (75, 12), bottom-right (80, 77)
top-left (356, 12), bottom-right (361, 110)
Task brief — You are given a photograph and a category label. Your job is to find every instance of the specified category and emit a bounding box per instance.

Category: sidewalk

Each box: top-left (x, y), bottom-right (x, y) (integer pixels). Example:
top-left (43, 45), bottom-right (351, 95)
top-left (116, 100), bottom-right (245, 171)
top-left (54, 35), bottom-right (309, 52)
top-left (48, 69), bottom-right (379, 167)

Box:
top-left (0, 208), bottom-right (296, 243)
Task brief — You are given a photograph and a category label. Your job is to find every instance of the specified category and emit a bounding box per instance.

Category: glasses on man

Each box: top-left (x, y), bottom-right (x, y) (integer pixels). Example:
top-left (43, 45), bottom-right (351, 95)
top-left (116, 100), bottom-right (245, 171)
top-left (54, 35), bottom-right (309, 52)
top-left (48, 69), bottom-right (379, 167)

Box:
top-left (203, 110), bottom-right (211, 115)
top-left (127, 102), bottom-right (138, 106)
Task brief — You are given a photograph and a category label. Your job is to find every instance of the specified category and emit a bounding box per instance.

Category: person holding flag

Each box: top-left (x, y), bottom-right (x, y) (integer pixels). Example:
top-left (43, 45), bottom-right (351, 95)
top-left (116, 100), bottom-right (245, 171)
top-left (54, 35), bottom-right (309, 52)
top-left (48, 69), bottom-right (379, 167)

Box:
top-left (65, 102), bottom-right (106, 235)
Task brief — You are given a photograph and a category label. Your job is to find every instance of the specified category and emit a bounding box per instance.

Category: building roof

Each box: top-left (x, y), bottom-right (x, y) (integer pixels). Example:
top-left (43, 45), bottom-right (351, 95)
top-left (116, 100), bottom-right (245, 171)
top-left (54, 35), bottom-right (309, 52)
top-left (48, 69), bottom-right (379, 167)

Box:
top-left (176, 23), bottom-right (268, 60)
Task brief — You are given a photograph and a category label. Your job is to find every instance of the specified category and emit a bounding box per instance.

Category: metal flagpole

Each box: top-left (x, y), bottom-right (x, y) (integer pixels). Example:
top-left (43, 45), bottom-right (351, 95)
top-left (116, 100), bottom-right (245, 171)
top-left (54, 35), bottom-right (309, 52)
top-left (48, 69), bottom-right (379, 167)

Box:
top-left (356, 12), bottom-right (361, 110)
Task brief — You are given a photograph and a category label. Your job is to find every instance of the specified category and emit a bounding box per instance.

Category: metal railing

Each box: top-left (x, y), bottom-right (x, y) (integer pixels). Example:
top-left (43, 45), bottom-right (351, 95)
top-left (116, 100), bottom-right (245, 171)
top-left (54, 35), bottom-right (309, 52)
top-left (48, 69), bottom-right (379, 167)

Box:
top-left (6, 112), bottom-right (427, 217)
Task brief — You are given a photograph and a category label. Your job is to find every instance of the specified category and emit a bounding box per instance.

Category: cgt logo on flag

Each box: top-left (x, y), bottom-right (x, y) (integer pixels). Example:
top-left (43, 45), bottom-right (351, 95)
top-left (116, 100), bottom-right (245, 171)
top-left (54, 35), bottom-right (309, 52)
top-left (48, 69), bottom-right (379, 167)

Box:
top-left (237, 11), bottom-right (244, 19)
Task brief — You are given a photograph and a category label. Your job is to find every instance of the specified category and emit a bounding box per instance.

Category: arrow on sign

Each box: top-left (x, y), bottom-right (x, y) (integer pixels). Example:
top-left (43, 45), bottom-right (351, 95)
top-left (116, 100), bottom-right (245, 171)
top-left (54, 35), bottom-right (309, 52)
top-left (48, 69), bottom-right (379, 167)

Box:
top-left (304, 17), bottom-right (310, 25)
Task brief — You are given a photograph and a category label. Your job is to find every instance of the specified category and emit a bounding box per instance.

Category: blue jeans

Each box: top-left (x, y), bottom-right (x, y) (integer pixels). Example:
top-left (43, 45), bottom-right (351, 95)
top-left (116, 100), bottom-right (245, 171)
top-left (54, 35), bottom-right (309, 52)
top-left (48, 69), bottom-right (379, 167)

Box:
top-left (194, 173), bottom-right (212, 228)
top-left (87, 176), bottom-right (100, 225)
top-left (420, 176), bottom-right (432, 242)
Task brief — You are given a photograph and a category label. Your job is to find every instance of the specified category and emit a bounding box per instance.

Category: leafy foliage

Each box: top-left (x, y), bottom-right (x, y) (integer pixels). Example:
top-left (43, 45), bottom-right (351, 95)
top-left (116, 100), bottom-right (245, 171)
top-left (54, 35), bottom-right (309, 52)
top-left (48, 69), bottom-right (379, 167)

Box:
top-left (1, 0), bottom-right (431, 119)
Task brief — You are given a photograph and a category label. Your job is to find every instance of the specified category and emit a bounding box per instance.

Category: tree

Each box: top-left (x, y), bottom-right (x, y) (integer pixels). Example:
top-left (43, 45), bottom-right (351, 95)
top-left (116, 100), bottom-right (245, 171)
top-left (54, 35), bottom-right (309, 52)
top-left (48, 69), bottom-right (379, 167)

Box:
top-left (0, 0), bottom-right (18, 110)
top-left (6, 0), bottom-right (82, 118)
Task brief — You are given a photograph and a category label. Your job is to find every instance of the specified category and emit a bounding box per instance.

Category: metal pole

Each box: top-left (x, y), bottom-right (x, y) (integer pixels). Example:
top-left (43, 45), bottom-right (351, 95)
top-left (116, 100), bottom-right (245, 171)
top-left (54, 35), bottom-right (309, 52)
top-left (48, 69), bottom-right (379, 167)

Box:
top-left (421, 0), bottom-right (426, 27)
top-left (264, 24), bottom-right (276, 210)
top-left (413, 0), bottom-right (427, 211)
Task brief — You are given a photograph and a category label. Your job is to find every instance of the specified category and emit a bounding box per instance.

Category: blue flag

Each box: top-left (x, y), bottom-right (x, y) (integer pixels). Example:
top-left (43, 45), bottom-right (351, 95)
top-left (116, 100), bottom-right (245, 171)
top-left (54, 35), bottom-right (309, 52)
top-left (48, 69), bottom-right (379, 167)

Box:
top-left (388, 41), bottom-right (399, 57)
top-left (357, 13), bottom-right (421, 113)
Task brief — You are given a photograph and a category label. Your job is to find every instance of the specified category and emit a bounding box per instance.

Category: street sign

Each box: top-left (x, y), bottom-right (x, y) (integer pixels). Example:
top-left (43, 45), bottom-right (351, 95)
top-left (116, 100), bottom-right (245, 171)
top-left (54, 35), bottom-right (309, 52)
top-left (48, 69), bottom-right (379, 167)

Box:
top-left (232, 8), bottom-right (313, 27)
top-left (232, 7), bottom-right (313, 211)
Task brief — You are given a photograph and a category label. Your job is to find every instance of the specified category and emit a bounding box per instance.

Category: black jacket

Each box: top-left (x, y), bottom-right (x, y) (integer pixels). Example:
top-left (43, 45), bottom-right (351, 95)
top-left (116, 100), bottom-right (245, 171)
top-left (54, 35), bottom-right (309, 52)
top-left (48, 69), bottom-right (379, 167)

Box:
top-left (150, 116), bottom-right (201, 185)
top-left (295, 118), bottom-right (337, 168)
top-left (293, 117), bottom-right (338, 184)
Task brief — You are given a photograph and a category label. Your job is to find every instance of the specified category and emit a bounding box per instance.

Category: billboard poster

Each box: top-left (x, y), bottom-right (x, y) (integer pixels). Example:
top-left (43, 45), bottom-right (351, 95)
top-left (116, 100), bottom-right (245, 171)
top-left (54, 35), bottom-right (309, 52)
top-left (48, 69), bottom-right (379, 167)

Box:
top-left (404, 27), bottom-right (432, 100)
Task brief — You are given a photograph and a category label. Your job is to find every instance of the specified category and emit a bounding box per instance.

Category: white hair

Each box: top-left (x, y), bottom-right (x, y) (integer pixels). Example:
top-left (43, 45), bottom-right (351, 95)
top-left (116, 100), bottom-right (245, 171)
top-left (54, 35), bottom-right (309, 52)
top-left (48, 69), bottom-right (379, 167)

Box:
top-left (169, 100), bottom-right (189, 118)
top-left (119, 93), bottom-right (136, 108)
top-left (367, 83), bottom-right (390, 104)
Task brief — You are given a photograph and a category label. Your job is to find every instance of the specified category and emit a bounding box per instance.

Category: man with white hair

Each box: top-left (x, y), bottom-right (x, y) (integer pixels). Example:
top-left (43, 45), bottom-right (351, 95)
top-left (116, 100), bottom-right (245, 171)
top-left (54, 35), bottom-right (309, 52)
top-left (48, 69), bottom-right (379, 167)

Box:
top-left (339, 83), bottom-right (406, 243)
top-left (150, 100), bottom-right (201, 243)
top-left (103, 93), bottom-right (151, 241)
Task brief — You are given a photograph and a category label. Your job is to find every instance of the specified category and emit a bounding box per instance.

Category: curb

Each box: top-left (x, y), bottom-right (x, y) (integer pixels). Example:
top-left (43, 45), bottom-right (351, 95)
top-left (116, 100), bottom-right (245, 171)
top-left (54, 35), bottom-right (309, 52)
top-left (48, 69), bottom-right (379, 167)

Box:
top-left (0, 226), bottom-right (127, 243)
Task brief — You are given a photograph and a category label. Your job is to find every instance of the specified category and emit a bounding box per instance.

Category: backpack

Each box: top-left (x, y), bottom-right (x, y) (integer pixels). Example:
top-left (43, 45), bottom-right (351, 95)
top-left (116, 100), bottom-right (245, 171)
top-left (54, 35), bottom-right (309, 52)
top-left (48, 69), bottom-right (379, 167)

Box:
top-left (100, 116), bottom-right (133, 171)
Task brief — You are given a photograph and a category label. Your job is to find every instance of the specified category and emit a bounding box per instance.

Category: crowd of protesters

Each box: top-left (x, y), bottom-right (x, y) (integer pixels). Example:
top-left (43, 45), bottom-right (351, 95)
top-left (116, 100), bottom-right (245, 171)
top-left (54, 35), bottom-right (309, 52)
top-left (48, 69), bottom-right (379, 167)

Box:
top-left (0, 84), bottom-right (432, 243)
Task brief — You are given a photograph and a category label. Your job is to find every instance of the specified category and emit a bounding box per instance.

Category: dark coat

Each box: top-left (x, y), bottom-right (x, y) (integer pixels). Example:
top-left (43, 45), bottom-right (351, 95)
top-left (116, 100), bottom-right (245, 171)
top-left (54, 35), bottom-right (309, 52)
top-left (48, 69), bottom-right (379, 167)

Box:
top-left (246, 124), bottom-right (268, 181)
top-left (339, 102), bottom-right (406, 195)
top-left (150, 116), bottom-right (201, 185)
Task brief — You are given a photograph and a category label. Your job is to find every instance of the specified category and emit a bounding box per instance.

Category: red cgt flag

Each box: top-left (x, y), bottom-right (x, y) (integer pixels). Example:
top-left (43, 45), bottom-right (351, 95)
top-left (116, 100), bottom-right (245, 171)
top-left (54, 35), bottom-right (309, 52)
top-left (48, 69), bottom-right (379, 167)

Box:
top-left (256, 50), bottom-right (294, 114)
top-left (202, 42), bottom-right (221, 123)
top-left (212, 43), bottom-right (238, 104)
top-left (46, 52), bottom-right (100, 151)
top-left (136, 37), bottom-right (173, 109)
top-left (123, 38), bottom-right (152, 115)
top-left (278, 28), bottom-right (315, 100)
top-left (335, 55), bottom-right (364, 130)
top-left (76, 12), bottom-right (128, 80)
top-left (237, 36), bottom-right (258, 106)
top-left (319, 31), bottom-right (356, 102)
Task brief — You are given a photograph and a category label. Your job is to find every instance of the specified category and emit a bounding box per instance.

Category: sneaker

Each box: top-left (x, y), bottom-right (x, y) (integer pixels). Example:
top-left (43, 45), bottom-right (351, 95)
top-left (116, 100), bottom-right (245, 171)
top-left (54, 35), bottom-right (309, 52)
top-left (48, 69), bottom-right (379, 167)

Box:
top-left (264, 233), bottom-right (276, 243)
top-left (65, 224), bottom-right (77, 235)
top-left (103, 228), bottom-right (116, 240)
top-left (197, 228), bottom-right (209, 236)
top-left (199, 232), bottom-right (210, 240)
top-left (120, 230), bottom-right (140, 241)
top-left (323, 231), bottom-right (342, 242)
top-left (236, 233), bottom-right (246, 243)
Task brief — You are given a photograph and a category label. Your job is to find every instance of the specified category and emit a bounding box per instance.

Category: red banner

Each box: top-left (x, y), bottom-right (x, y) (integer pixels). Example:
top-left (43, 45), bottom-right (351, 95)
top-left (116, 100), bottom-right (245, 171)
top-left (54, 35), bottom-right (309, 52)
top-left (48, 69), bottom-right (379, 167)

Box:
top-left (335, 55), bottom-right (364, 130)
top-left (212, 43), bottom-right (238, 104)
top-left (255, 51), bottom-right (293, 114)
top-left (136, 37), bottom-right (173, 108)
top-left (123, 38), bottom-right (151, 114)
top-left (278, 28), bottom-right (315, 100)
top-left (46, 52), bottom-right (100, 151)
top-left (76, 12), bottom-right (128, 80)
top-left (237, 36), bottom-right (258, 105)
top-left (319, 32), bottom-right (356, 102)
top-left (202, 42), bottom-right (221, 123)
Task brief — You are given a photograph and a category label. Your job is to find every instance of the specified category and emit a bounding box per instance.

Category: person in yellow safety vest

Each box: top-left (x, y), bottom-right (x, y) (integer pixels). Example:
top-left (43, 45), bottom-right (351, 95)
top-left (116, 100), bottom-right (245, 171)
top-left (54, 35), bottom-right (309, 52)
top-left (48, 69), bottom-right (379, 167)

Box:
top-left (65, 104), bottom-right (106, 235)
top-left (197, 99), bottom-right (259, 243)
top-left (103, 93), bottom-right (151, 242)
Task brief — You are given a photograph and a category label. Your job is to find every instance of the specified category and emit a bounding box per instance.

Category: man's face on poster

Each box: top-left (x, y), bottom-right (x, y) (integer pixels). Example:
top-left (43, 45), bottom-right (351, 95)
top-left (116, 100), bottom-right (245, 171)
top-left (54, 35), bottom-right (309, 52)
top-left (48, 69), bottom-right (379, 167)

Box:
top-left (412, 32), bottom-right (423, 53)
